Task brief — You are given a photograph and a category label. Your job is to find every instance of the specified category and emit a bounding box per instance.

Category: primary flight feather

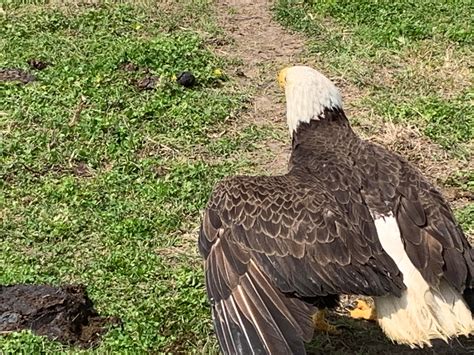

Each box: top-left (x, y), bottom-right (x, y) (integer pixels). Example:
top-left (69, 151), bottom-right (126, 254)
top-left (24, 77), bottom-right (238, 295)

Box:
top-left (198, 66), bottom-right (473, 354)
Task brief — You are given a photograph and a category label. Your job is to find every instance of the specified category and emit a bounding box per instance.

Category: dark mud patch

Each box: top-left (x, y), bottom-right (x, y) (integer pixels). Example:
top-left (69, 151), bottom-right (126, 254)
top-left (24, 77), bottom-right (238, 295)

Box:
top-left (0, 284), bottom-right (120, 348)
top-left (0, 68), bottom-right (36, 84)
top-left (27, 59), bottom-right (50, 70)
top-left (118, 61), bottom-right (158, 90)
top-left (307, 311), bottom-right (474, 354)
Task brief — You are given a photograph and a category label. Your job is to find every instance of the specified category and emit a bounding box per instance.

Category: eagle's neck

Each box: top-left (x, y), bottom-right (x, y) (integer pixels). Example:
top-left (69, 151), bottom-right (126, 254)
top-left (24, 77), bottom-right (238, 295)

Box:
top-left (291, 107), bottom-right (353, 151)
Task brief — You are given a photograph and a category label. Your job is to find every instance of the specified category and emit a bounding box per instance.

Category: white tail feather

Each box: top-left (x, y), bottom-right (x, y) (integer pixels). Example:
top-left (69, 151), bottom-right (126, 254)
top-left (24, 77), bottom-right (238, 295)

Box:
top-left (373, 213), bottom-right (474, 347)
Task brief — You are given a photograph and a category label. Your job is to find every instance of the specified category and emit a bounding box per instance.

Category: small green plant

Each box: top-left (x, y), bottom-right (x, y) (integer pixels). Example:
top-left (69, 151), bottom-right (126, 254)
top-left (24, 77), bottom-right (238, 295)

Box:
top-left (456, 204), bottom-right (474, 234)
top-left (444, 170), bottom-right (474, 192)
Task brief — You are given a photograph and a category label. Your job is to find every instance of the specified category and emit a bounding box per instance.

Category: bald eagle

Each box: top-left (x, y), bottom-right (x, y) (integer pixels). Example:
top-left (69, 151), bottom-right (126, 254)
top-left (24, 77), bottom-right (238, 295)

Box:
top-left (198, 66), bottom-right (473, 354)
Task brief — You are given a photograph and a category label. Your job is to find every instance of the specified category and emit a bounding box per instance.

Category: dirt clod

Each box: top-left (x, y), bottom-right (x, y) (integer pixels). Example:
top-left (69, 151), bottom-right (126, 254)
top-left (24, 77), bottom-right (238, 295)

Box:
top-left (0, 284), bottom-right (120, 348)
top-left (176, 71), bottom-right (196, 88)
top-left (135, 75), bottom-right (161, 91)
top-left (235, 69), bottom-right (246, 77)
top-left (119, 61), bottom-right (139, 72)
top-left (0, 68), bottom-right (36, 84)
top-left (27, 59), bottom-right (50, 70)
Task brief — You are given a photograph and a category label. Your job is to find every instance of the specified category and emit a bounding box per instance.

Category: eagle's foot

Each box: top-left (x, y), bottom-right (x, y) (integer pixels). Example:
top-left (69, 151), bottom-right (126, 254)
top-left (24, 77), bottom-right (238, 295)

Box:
top-left (349, 299), bottom-right (377, 320)
top-left (312, 309), bottom-right (341, 335)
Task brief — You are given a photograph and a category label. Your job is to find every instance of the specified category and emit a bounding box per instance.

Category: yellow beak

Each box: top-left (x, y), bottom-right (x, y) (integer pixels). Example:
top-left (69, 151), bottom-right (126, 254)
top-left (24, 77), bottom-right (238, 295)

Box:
top-left (278, 67), bottom-right (288, 89)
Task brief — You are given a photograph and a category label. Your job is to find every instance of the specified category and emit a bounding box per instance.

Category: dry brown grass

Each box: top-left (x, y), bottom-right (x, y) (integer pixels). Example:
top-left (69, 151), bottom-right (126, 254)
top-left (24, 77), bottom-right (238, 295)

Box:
top-left (358, 44), bottom-right (472, 101)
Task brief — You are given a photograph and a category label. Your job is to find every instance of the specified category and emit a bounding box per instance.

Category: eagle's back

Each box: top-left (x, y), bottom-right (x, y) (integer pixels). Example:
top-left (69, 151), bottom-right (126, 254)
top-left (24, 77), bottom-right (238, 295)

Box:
top-left (290, 112), bottom-right (473, 292)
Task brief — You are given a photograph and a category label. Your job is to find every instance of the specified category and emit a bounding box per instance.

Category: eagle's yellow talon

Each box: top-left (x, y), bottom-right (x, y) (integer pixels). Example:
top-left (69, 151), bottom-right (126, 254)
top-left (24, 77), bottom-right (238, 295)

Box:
top-left (312, 309), bottom-right (341, 335)
top-left (349, 299), bottom-right (377, 320)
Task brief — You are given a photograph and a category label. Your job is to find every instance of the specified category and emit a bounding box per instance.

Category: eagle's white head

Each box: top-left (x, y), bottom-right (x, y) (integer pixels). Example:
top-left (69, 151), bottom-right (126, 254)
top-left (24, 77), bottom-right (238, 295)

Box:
top-left (278, 66), bottom-right (343, 136)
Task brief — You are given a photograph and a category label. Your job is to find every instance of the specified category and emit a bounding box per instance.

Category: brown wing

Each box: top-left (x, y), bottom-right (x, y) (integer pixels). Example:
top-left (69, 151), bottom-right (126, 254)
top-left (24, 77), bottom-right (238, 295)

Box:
top-left (199, 171), bottom-right (405, 354)
top-left (366, 144), bottom-right (474, 292)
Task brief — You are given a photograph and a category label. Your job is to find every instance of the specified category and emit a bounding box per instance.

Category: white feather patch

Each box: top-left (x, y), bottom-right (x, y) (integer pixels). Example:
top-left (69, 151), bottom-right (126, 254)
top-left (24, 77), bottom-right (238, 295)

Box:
top-left (372, 213), bottom-right (474, 347)
top-left (284, 66), bottom-right (342, 136)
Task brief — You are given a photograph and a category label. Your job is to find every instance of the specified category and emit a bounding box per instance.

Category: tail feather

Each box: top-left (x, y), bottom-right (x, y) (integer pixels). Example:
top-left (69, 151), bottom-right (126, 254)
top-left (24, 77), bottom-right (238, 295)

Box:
top-left (375, 280), bottom-right (474, 348)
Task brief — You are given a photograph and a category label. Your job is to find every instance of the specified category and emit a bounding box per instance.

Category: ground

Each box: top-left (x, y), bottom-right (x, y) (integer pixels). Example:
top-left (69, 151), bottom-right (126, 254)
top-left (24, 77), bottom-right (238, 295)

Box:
top-left (1, 284), bottom-right (120, 348)
top-left (0, 0), bottom-right (472, 353)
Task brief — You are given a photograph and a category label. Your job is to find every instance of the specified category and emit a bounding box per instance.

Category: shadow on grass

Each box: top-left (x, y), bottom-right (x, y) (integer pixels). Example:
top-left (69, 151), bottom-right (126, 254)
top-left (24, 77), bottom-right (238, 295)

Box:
top-left (307, 312), bottom-right (473, 355)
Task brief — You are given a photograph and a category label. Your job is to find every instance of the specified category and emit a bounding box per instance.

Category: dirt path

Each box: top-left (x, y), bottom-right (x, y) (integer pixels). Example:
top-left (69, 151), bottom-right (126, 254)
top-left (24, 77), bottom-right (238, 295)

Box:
top-left (214, 0), bottom-right (305, 173)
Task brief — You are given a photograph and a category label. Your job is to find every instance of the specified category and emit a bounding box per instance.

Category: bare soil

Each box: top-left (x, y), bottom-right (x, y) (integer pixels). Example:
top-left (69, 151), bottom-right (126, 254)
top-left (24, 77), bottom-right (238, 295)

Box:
top-left (0, 284), bottom-right (120, 348)
top-left (0, 68), bottom-right (36, 84)
top-left (309, 313), bottom-right (474, 354)
top-left (27, 59), bottom-right (50, 70)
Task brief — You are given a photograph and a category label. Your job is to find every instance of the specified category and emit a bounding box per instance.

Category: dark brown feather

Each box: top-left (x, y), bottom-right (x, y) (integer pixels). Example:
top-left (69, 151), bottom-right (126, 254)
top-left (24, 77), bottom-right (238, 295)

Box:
top-left (292, 115), bottom-right (473, 294)
top-left (199, 166), bottom-right (405, 353)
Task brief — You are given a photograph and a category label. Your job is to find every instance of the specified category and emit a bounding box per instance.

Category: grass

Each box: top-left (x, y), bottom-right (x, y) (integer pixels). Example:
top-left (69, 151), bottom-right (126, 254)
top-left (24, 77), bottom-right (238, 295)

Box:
top-left (456, 204), bottom-right (474, 235)
top-left (366, 92), bottom-right (473, 153)
top-left (0, 1), bottom-right (263, 352)
top-left (299, 0), bottom-right (472, 45)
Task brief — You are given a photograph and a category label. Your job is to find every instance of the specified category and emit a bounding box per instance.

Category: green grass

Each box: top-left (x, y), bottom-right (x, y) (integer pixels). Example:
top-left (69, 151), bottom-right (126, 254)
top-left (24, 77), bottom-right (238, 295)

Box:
top-left (297, 0), bottom-right (472, 46)
top-left (275, 0), bottom-right (473, 157)
top-left (0, 1), bottom-right (259, 352)
top-left (444, 170), bottom-right (474, 192)
top-left (455, 204), bottom-right (474, 235)
top-left (366, 92), bottom-right (473, 153)
top-left (449, 170), bottom-right (474, 236)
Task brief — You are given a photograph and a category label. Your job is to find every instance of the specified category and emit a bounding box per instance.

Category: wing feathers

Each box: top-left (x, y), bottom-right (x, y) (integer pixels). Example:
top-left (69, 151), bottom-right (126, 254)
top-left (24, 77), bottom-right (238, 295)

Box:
top-left (395, 174), bottom-right (472, 291)
top-left (210, 257), bottom-right (314, 354)
top-left (200, 172), bottom-right (407, 354)
top-left (366, 144), bottom-right (472, 293)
